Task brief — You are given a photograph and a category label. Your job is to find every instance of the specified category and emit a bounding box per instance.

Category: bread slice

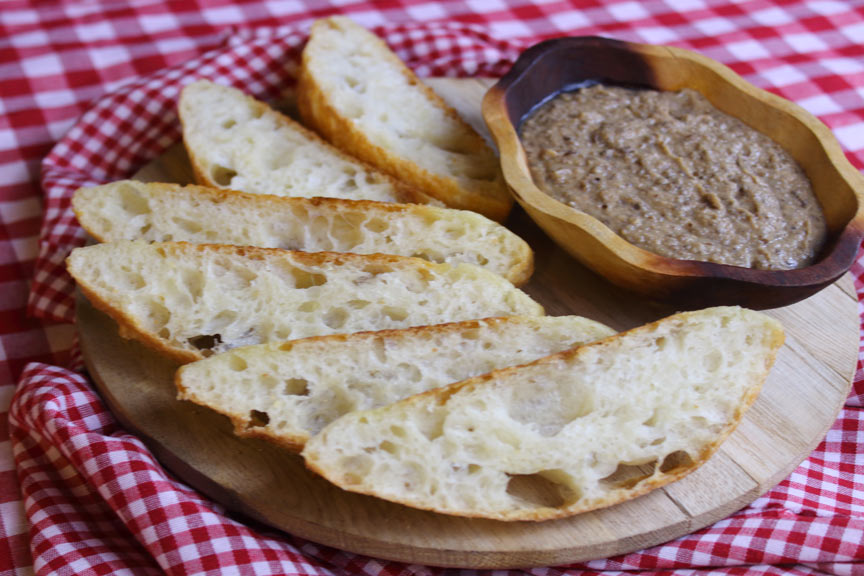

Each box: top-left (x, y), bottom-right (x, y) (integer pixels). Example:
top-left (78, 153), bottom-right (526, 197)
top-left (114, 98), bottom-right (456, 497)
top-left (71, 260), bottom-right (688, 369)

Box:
top-left (176, 315), bottom-right (615, 451)
top-left (297, 17), bottom-right (512, 222)
top-left (66, 241), bottom-right (543, 363)
top-left (178, 80), bottom-right (428, 204)
top-left (71, 180), bottom-right (534, 285)
top-left (303, 307), bottom-right (784, 521)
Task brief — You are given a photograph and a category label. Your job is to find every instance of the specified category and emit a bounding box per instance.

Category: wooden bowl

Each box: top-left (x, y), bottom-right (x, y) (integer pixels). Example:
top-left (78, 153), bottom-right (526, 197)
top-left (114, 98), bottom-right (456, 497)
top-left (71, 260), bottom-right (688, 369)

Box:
top-left (482, 36), bottom-right (864, 309)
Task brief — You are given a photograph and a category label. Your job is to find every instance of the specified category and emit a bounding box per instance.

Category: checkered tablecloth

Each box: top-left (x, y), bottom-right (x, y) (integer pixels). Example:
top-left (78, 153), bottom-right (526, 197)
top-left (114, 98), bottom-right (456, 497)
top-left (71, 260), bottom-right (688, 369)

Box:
top-left (3, 1), bottom-right (864, 574)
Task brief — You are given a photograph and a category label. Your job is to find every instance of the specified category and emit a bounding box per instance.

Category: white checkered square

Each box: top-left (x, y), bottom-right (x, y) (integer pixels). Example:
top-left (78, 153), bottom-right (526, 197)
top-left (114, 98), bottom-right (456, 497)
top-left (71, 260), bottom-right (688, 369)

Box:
top-left (799, 93), bottom-right (844, 116)
top-left (202, 5), bottom-right (245, 25)
top-left (88, 45), bottom-right (130, 69)
top-left (785, 32), bottom-right (829, 54)
top-left (694, 17), bottom-right (736, 36)
top-left (74, 19), bottom-right (116, 41)
top-left (751, 7), bottom-right (794, 26)
top-left (466, 0), bottom-right (508, 14)
top-left (608, 1), bottom-right (650, 22)
top-left (840, 21), bottom-right (864, 45)
top-left (809, 1), bottom-right (853, 16)
top-left (550, 10), bottom-right (591, 31)
top-left (0, 501), bottom-right (28, 538)
top-left (726, 39), bottom-right (772, 61)
top-left (21, 52), bottom-right (64, 77)
top-left (139, 12), bottom-right (180, 34)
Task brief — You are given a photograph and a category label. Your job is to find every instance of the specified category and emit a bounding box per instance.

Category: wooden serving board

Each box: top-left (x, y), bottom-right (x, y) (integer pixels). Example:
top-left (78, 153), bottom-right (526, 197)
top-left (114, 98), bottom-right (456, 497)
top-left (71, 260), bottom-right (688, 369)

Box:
top-left (77, 78), bottom-right (859, 569)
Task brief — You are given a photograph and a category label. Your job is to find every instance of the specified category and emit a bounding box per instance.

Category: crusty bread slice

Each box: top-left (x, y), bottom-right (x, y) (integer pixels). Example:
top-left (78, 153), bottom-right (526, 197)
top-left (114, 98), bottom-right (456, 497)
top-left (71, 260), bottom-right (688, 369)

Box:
top-left (71, 180), bottom-right (534, 285)
top-left (297, 17), bottom-right (512, 222)
top-left (303, 307), bottom-right (784, 521)
top-left (66, 241), bottom-right (543, 363)
top-left (178, 80), bottom-right (428, 204)
top-left (176, 315), bottom-right (615, 451)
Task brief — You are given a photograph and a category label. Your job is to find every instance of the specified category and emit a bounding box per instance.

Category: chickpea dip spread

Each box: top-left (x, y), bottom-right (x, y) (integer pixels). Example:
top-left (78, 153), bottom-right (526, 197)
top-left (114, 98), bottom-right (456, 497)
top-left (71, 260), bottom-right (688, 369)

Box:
top-left (520, 84), bottom-right (827, 270)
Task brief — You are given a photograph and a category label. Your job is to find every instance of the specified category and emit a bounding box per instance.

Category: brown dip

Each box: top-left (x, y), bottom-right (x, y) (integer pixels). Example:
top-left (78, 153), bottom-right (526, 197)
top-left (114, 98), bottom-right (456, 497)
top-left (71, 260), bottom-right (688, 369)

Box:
top-left (520, 85), bottom-right (826, 270)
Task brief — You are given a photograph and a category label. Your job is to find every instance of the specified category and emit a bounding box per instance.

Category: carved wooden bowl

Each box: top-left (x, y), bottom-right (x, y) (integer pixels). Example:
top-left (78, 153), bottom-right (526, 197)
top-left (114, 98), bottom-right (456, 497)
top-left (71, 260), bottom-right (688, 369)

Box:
top-left (482, 36), bottom-right (864, 309)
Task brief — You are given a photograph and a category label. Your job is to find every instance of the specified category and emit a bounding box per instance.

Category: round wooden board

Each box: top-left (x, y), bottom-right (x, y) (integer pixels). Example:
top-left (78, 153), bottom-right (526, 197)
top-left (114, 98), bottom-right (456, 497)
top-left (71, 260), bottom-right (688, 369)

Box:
top-left (77, 78), bottom-right (859, 569)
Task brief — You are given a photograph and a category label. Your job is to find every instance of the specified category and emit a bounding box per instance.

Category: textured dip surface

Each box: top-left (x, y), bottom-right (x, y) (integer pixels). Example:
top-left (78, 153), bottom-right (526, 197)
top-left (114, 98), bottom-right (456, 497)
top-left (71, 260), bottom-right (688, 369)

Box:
top-left (520, 85), bottom-right (826, 270)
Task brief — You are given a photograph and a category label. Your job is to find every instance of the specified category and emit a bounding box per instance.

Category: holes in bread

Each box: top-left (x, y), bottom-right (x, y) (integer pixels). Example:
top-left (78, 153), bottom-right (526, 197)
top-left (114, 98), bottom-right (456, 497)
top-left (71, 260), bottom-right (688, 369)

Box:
top-left (118, 183), bottom-right (150, 216)
top-left (371, 338), bottom-right (388, 363)
top-left (211, 310), bottom-right (238, 331)
top-left (704, 349), bottom-right (723, 372)
top-left (418, 408), bottom-right (445, 442)
top-left (348, 299), bottom-right (370, 309)
top-left (410, 250), bottom-right (444, 264)
top-left (291, 268), bottom-right (327, 289)
top-left (188, 334), bottom-right (223, 354)
top-left (399, 268), bottom-right (433, 293)
top-left (329, 214), bottom-right (365, 247)
top-left (323, 308), bottom-right (348, 329)
top-left (360, 263), bottom-right (395, 278)
top-left (383, 306), bottom-right (408, 322)
top-left (397, 362), bottom-right (422, 382)
top-left (430, 135), bottom-right (473, 155)
top-left (339, 455), bottom-right (373, 485)
top-left (298, 301), bottom-right (320, 313)
top-left (274, 327), bottom-right (293, 340)
top-left (146, 300), bottom-right (171, 330)
top-left (344, 76), bottom-right (365, 93)
top-left (119, 271), bottom-right (147, 291)
top-left (210, 165), bottom-right (237, 187)
top-left (171, 217), bottom-right (204, 234)
top-left (247, 409), bottom-right (270, 428)
top-left (460, 327), bottom-right (481, 340)
top-left (181, 268), bottom-right (204, 300)
top-left (659, 450), bottom-right (694, 475)
top-left (378, 440), bottom-right (399, 455)
top-left (643, 409), bottom-right (659, 427)
top-left (508, 382), bottom-right (595, 437)
top-left (364, 217), bottom-right (389, 233)
top-left (227, 355), bottom-right (248, 372)
top-left (221, 118), bottom-right (237, 129)
top-left (599, 459), bottom-right (658, 490)
top-left (506, 470), bottom-right (579, 509)
top-left (284, 378), bottom-right (309, 396)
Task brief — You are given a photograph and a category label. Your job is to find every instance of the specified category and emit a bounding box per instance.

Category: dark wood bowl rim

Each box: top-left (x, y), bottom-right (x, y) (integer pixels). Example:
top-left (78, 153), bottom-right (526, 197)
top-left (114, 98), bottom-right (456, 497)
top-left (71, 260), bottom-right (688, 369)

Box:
top-left (484, 36), bottom-right (864, 291)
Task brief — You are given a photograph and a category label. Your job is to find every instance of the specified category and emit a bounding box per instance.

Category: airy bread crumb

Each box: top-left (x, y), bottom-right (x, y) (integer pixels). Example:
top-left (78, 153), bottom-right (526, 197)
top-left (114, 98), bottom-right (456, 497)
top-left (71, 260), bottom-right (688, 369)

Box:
top-left (297, 17), bottom-right (512, 221)
top-left (303, 306), bottom-right (784, 521)
top-left (179, 80), bottom-right (428, 204)
top-left (176, 315), bottom-right (615, 451)
top-left (72, 180), bottom-right (533, 285)
top-left (67, 241), bottom-right (544, 363)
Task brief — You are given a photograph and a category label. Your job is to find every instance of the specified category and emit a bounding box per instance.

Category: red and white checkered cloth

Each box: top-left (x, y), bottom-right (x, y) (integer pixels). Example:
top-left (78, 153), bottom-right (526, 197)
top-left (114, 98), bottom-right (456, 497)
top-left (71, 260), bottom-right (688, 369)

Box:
top-left (3, 1), bottom-right (864, 574)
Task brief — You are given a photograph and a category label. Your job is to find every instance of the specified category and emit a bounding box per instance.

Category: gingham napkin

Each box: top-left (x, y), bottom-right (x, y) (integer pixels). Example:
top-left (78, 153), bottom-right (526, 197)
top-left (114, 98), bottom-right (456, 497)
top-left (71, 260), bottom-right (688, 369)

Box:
top-left (12, 16), bottom-right (864, 576)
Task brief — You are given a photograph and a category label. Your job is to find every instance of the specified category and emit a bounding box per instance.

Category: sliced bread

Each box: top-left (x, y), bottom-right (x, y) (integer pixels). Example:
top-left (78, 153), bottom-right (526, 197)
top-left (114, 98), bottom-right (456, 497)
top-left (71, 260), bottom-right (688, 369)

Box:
top-left (303, 306), bottom-right (784, 521)
top-left (66, 241), bottom-right (543, 363)
top-left (176, 315), bottom-right (615, 451)
top-left (297, 17), bottom-right (512, 221)
top-left (71, 180), bottom-right (534, 285)
top-left (178, 80), bottom-right (428, 204)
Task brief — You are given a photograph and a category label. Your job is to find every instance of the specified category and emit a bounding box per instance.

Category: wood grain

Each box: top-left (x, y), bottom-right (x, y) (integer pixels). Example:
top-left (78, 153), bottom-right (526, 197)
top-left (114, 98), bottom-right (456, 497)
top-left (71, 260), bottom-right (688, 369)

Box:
top-left (76, 78), bottom-right (858, 569)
